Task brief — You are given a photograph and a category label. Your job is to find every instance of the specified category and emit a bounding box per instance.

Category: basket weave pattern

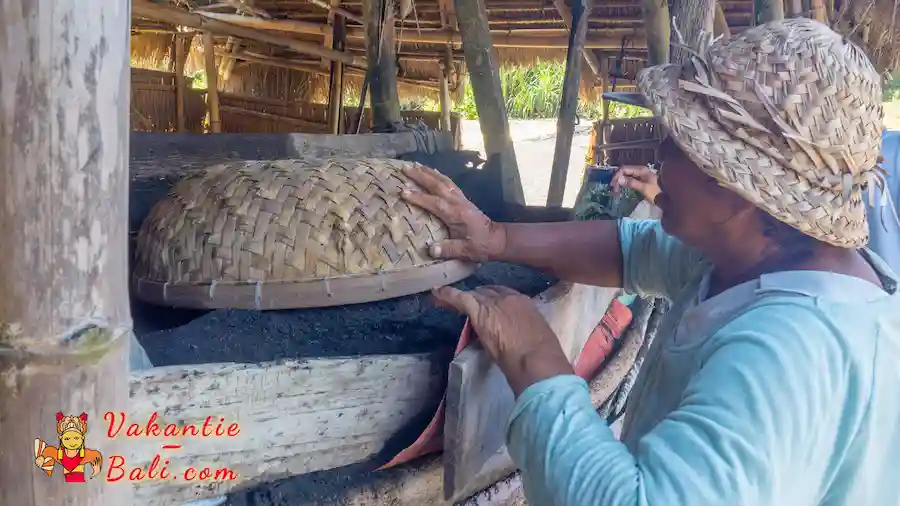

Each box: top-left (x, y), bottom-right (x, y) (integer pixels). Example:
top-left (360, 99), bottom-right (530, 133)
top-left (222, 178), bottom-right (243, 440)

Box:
top-left (134, 158), bottom-right (451, 285)
top-left (638, 18), bottom-right (884, 247)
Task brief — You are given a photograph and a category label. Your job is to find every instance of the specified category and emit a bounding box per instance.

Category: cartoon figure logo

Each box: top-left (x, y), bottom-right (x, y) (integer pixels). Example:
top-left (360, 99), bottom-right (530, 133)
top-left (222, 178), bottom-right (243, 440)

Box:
top-left (34, 412), bottom-right (103, 482)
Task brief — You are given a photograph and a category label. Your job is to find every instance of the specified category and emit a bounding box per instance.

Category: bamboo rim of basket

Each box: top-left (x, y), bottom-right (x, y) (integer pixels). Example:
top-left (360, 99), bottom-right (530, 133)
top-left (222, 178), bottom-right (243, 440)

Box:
top-left (133, 260), bottom-right (477, 310)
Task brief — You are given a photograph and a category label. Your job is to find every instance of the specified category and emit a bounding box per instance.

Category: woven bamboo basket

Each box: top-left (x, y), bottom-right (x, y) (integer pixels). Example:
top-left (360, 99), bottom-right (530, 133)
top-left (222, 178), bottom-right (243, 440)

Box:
top-left (133, 158), bottom-right (476, 309)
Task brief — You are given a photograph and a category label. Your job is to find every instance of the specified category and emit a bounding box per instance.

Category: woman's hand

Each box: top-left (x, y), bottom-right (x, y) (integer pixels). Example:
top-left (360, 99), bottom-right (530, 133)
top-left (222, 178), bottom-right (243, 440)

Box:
top-left (433, 285), bottom-right (574, 397)
top-left (612, 165), bottom-right (661, 204)
top-left (400, 163), bottom-right (506, 262)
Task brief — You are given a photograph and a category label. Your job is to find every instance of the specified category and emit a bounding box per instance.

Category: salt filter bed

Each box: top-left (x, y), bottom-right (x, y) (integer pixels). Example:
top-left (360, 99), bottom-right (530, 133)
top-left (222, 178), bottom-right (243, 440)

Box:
top-left (133, 262), bottom-right (556, 366)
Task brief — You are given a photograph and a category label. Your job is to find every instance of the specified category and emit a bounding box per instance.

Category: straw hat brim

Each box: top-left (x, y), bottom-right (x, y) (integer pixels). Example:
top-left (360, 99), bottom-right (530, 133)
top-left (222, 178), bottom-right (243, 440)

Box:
top-left (636, 64), bottom-right (869, 248)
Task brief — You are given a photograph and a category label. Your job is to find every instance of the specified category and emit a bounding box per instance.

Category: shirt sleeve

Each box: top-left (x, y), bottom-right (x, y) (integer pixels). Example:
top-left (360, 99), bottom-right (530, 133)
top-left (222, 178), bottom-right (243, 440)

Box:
top-left (618, 218), bottom-right (707, 299)
top-left (506, 303), bottom-right (857, 506)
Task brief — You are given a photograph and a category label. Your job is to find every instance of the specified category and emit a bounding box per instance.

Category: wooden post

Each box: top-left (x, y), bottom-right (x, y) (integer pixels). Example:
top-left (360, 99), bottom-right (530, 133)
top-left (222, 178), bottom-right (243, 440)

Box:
top-left (785, 0), bottom-right (803, 17)
top-left (364, 0), bottom-right (403, 131)
top-left (547, 0), bottom-right (590, 207)
top-left (327, 14), bottom-right (347, 135)
top-left (552, 0), bottom-right (603, 78)
top-left (755, 0), bottom-right (785, 24)
top-left (643, 0), bottom-right (670, 65)
top-left (0, 2), bottom-right (132, 506)
top-left (454, 0), bottom-right (525, 204)
top-left (670, 0), bottom-right (715, 65)
top-left (220, 37), bottom-right (243, 83)
top-left (599, 54), bottom-right (611, 165)
top-left (439, 47), bottom-right (453, 132)
top-left (714, 2), bottom-right (731, 37)
top-left (809, 0), bottom-right (828, 22)
top-left (203, 31), bottom-right (222, 133)
top-left (175, 34), bottom-right (190, 132)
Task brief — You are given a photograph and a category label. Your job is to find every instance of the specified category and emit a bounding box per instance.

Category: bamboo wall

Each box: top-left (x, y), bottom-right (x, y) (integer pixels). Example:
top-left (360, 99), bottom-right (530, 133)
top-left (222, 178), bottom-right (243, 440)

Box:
top-left (588, 117), bottom-right (660, 167)
top-left (130, 67), bottom-right (459, 146)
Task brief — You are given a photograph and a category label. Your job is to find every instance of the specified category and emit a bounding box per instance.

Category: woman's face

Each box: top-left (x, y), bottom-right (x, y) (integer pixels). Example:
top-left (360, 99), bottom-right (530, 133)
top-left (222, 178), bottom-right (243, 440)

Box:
top-left (655, 138), bottom-right (752, 248)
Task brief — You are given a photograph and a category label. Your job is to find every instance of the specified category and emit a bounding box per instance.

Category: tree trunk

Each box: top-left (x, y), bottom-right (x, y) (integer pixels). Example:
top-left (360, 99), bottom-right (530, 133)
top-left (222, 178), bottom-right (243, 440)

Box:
top-left (365, 0), bottom-right (403, 131)
top-left (0, 1), bottom-right (133, 506)
top-left (670, 0), bottom-right (715, 65)
top-left (755, 0), bottom-right (785, 24)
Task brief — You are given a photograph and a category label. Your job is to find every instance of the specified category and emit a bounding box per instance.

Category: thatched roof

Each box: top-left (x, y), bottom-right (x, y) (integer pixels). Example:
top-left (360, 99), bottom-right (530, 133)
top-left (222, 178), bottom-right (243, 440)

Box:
top-left (131, 0), bottom-right (762, 104)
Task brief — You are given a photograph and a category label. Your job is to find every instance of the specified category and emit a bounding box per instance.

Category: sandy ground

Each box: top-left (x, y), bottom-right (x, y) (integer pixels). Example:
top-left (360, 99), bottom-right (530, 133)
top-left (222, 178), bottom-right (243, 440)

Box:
top-left (459, 119), bottom-right (592, 208)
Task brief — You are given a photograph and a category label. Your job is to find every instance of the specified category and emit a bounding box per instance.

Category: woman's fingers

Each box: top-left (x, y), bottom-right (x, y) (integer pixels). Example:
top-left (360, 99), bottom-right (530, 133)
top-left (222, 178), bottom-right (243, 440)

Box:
top-left (402, 163), bottom-right (463, 199)
top-left (401, 190), bottom-right (453, 219)
top-left (432, 286), bottom-right (482, 317)
top-left (430, 239), bottom-right (469, 260)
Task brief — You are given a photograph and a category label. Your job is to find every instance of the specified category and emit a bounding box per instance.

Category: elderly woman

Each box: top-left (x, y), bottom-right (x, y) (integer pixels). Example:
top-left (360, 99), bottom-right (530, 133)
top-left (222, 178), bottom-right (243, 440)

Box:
top-left (402, 19), bottom-right (900, 506)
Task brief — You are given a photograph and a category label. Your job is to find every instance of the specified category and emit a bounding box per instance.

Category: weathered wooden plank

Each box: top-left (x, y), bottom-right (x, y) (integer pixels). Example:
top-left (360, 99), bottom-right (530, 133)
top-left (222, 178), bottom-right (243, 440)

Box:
top-left (127, 354), bottom-right (445, 505)
top-left (443, 283), bottom-right (620, 502)
top-left (203, 31), bottom-right (222, 133)
top-left (547, 0), bottom-right (591, 207)
top-left (0, 1), bottom-right (133, 505)
top-left (454, 0), bottom-right (525, 204)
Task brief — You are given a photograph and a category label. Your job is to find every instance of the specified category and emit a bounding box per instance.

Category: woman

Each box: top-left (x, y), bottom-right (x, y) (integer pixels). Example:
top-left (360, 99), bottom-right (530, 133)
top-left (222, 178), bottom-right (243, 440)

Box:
top-left (401, 19), bottom-right (900, 506)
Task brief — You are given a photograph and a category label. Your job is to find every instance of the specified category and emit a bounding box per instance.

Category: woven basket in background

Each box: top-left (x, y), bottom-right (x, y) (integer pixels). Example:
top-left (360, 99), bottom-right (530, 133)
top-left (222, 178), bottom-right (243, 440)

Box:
top-left (133, 158), bottom-right (475, 309)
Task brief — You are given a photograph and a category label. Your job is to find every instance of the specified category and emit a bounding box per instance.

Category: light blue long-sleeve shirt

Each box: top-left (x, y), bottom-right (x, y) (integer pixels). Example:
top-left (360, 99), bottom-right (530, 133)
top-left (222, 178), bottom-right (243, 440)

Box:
top-left (506, 218), bottom-right (900, 506)
top-left (867, 130), bottom-right (900, 274)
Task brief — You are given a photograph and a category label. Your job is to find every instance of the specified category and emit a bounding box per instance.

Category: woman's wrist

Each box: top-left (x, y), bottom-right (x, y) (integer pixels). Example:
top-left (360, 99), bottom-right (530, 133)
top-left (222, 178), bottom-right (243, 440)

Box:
top-left (500, 339), bottom-right (574, 398)
top-left (485, 220), bottom-right (509, 262)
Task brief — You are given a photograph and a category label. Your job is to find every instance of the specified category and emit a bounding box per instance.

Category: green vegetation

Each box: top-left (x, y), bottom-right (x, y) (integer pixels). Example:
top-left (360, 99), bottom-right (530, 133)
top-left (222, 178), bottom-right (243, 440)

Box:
top-left (455, 60), bottom-right (650, 121)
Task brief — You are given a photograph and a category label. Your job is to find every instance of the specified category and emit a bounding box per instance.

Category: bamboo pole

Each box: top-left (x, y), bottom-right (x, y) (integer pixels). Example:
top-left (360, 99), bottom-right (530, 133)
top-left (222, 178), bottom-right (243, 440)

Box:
top-left (220, 37), bottom-right (243, 82)
top-left (714, 2), bottom-right (731, 36)
top-left (454, 0), bottom-right (525, 204)
top-left (365, 0), bottom-right (403, 131)
top-left (175, 34), bottom-right (190, 132)
top-left (327, 13), bottom-right (347, 135)
top-left (643, 0), bottom-right (670, 65)
top-left (203, 31), bottom-right (222, 133)
top-left (547, 0), bottom-right (591, 207)
top-left (133, 0), bottom-right (365, 66)
top-left (439, 48), bottom-right (453, 132)
top-left (192, 11), bottom-right (646, 49)
top-left (0, 1), bottom-right (132, 506)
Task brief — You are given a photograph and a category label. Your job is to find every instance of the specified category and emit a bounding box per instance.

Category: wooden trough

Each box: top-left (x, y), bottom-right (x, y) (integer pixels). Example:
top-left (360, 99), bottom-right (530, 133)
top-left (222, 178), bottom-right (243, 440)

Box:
top-left (120, 131), bottom-right (642, 506)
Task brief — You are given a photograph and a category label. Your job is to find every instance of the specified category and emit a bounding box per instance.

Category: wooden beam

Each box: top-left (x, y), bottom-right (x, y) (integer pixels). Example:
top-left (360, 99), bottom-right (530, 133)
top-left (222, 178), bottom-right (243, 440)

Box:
top-left (552, 0), bottom-right (603, 77)
top-left (327, 13), bottom-right (347, 134)
top-left (754, 0), bottom-right (784, 23)
top-left (643, 0), bottom-right (670, 65)
top-left (132, 0), bottom-right (365, 67)
top-left (215, 49), bottom-right (441, 90)
top-left (714, 1), bottom-right (731, 36)
top-left (670, 0), bottom-right (715, 65)
top-left (0, 1), bottom-right (132, 506)
top-left (191, 11), bottom-right (646, 49)
top-left (454, 0), bottom-right (524, 204)
top-left (175, 34), bottom-right (191, 132)
top-left (547, 0), bottom-right (590, 207)
top-left (305, 0), bottom-right (366, 24)
top-left (203, 31), bottom-right (222, 133)
top-left (129, 354), bottom-right (445, 505)
top-left (365, 0), bottom-right (403, 131)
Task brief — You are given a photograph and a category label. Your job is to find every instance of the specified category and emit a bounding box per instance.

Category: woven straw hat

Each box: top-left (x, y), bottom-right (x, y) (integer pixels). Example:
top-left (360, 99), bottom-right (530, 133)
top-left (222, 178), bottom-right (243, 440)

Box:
top-left (133, 158), bottom-right (474, 309)
top-left (637, 18), bottom-right (884, 247)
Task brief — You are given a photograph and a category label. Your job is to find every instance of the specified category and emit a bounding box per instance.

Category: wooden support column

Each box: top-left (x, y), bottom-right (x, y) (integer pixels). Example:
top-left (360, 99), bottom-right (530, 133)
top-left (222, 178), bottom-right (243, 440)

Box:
top-left (454, 0), bottom-right (525, 204)
top-left (643, 0), bottom-right (670, 65)
top-left (203, 31), bottom-right (222, 133)
top-left (0, 1), bottom-right (132, 506)
top-left (327, 14), bottom-right (347, 135)
top-left (714, 2), bottom-right (731, 37)
top-left (785, 0), bottom-right (803, 17)
top-left (364, 0), bottom-right (403, 131)
top-left (809, 0), bottom-right (828, 22)
top-left (552, 0), bottom-right (603, 79)
top-left (175, 34), bottom-right (191, 132)
top-left (439, 48), bottom-right (453, 132)
top-left (670, 0), bottom-right (715, 65)
top-left (755, 0), bottom-right (785, 24)
top-left (547, 0), bottom-right (590, 207)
